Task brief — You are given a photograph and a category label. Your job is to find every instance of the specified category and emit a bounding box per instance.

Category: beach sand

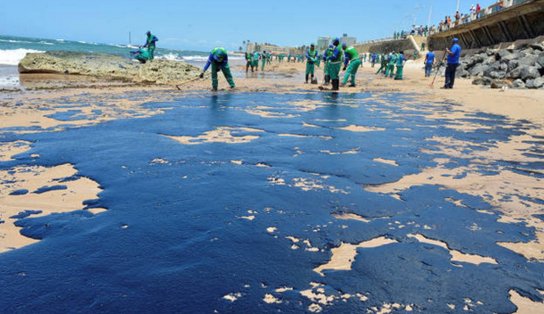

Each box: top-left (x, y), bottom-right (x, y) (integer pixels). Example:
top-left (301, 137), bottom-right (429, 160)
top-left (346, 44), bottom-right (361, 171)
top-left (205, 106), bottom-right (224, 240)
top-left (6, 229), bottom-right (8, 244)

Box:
top-left (1, 58), bottom-right (543, 312)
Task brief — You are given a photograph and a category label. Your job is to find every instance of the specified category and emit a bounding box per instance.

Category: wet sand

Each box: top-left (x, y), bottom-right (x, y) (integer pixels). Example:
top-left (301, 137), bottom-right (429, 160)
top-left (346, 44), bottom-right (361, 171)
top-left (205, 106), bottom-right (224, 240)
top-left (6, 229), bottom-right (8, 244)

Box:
top-left (1, 58), bottom-right (544, 312)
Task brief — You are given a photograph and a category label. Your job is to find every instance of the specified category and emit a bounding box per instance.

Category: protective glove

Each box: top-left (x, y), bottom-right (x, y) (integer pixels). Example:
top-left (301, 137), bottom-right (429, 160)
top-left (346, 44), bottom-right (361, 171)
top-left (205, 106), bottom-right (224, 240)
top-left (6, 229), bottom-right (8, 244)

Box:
top-left (343, 66), bottom-right (347, 71)
top-left (199, 72), bottom-right (204, 79)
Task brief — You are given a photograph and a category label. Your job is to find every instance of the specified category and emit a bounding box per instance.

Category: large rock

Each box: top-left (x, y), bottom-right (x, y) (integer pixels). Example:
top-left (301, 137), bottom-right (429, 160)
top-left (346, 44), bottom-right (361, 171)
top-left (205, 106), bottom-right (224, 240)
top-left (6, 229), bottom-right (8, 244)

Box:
top-left (537, 52), bottom-right (544, 68)
top-left (18, 51), bottom-right (201, 85)
top-left (469, 64), bottom-right (487, 76)
top-left (527, 77), bottom-right (544, 89)
top-left (472, 77), bottom-right (492, 86)
top-left (490, 80), bottom-right (511, 89)
top-left (518, 54), bottom-right (537, 67)
top-left (495, 49), bottom-right (512, 60)
top-left (520, 66), bottom-right (541, 80)
top-left (512, 79), bottom-right (525, 89)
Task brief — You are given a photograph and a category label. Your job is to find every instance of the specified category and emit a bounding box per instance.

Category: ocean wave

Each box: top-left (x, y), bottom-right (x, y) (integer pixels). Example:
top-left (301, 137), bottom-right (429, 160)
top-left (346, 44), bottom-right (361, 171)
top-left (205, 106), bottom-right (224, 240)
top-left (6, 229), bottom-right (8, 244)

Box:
top-left (0, 48), bottom-right (44, 65)
top-left (156, 53), bottom-right (186, 62)
top-left (0, 39), bottom-right (33, 44)
top-left (181, 55), bottom-right (209, 62)
top-left (38, 41), bottom-right (54, 46)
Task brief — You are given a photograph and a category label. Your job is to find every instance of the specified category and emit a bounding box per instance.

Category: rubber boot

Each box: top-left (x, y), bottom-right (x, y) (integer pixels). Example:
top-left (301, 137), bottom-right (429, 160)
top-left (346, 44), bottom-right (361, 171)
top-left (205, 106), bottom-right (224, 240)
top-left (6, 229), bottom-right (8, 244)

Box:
top-left (324, 75), bottom-right (330, 85)
top-left (332, 79), bottom-right (339, 91)
top-left (305, 74), bottom-right (309, 84)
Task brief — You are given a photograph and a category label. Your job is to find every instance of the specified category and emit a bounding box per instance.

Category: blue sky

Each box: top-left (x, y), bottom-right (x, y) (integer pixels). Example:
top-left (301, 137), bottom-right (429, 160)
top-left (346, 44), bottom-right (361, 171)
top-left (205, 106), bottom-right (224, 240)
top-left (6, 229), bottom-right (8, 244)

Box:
top-left (1, 0), bottom-right (495, 51)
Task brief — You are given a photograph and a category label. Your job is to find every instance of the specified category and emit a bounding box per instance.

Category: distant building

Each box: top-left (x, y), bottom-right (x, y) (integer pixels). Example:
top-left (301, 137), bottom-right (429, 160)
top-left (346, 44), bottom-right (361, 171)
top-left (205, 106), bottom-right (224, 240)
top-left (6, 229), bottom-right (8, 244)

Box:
top-left (245, 42), bottom-right (289, 54)
top-left (342, 34), bottom-right (357, 46)
top-left (317, 37), bottom-right (331, 50)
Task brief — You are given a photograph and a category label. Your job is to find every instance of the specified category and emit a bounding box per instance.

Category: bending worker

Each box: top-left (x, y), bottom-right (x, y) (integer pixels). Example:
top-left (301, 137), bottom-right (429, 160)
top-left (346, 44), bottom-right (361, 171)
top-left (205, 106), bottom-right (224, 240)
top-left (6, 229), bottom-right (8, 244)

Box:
top-left (143, 31), bottom-right (159, 60)
top-left (305, 44), bottom-right (318, 84)
top-left (199, 47), bottom-right (236, 91)
top-left (342, 43), bottom-right (361, 87)
top-left (322, 44), bottom-right (333, 85)
top-left (326, 38), bottom-right (344, 91)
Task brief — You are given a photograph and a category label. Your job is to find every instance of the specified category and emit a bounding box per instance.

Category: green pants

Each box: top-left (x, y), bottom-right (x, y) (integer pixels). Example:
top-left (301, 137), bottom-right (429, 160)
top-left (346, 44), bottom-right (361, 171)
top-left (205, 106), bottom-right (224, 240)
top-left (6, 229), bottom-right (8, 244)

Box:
top-left (394, 65), bottom-right (404, 80)
top-left (328, 61), bottom-right (342, 80)
top-left (385, 64), bottom-right (395, 77)
top-left (324, 61), bottom-right (330, 76)
top-left (342, 59), bottom-right (361, 85)
top-left (211, 62), bottom-right (235, 90)
top-left (261, 59), bottom-right (266, 71)
top-left (148, 46), bottom-right (155, 60)
top-left (376, 64), bottom-right (386, 74)
top-left (306, 62), bottom-right (315, 76)
top-left (252, 60), bottom-right (259, 70)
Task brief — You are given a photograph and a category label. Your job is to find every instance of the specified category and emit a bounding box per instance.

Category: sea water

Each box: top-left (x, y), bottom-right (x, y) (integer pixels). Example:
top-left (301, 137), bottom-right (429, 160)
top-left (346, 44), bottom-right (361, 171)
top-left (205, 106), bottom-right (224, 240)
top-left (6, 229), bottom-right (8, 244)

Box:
top-left (0, 34), bottom-right (243, 88)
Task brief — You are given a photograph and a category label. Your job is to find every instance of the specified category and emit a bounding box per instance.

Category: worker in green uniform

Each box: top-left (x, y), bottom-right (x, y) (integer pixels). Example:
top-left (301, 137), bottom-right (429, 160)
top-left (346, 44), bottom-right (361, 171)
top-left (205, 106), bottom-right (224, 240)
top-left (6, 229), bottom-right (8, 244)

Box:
top-left (142, 31), bottom-right (158, 60)
top-left (376, 53), bottom-right (387, 74)
top-left (199, 47), bottom-right (235, 91)
top-left (341, 43), bottom-right (361, 87)
top-left (394, 51), bottom-right (405, 80)
top-left (252, 51), bottom-right (260, 72)
top-left (326, 38), bottom-right (344, 91)
top-left (305, 43), bottom-right (318, 84)
top-left (245, 51), bottom-right (254, 73)
top-left (385, 51), bottom-right (397, 78)
top-left (322, 45), bottom-right (333, 85)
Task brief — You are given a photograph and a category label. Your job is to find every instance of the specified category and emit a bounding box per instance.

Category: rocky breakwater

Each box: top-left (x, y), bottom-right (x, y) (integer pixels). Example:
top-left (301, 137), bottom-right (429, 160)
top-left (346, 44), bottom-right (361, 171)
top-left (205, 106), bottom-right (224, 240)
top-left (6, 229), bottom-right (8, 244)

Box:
top-left (18, 51), bottom-right (201, 85)
top-left (458, 41), bottom-right (544, 89)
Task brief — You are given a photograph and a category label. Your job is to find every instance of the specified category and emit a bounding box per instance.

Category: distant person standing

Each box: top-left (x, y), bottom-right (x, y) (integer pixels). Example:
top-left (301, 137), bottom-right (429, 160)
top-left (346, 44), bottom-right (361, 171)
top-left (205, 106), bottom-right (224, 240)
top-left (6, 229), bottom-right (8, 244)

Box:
top-left (261, 51), bottom-right (267, 71)
top-left (424, 49), bottom-right (435, 77)
top-left (305, 44), bottom-right (318, 84)
top-left (143, 31), bottom-right (158, 60)
top-left (252, 51), bottom-right (260, 71)
top-left (199, 47), bottom-right (235, 91)
top-left (245, 51), bottom-right (254, 73)
top-left (443, 38), bottom-right (462, 89)
top-left (394, 51), bottom-right (405, 80)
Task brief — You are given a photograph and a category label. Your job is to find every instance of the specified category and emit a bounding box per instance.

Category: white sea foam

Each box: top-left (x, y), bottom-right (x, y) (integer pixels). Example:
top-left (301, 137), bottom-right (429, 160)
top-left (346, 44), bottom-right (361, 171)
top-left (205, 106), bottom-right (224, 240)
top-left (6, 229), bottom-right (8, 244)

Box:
top-left (0, 39), bottom-right (33, 44)
top-left (156, 53), bottom-right (185, 62)
top-left (0, 49), bottom-right (44, 65)
top-left (181, 55), bottom-right (209, 62)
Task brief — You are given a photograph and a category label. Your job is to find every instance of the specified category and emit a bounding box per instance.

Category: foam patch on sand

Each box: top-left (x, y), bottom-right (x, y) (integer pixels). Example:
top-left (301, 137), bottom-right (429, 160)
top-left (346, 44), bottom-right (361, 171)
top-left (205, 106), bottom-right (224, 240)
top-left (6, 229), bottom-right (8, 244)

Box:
top-left (0, 163), bottom-right (103, 252)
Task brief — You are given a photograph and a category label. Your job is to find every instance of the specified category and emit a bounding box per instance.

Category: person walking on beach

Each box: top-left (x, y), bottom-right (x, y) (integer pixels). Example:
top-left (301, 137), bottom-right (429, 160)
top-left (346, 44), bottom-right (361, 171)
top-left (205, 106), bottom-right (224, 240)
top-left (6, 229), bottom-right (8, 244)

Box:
top-left (261, 51), bottom-right (267, 71)
top-left (443, 38), bottom-right (462, 89)
top-left (394, 51), bottom-right (405, 80)
top-left (424, 48), bottom-right (435, 77)
top-left (341, 43), bottom-right (361, 87)
top-left (245, 51), bottom-right (254, 73)
top-left (199, 47), bottom-right (235, 91)
top-left (143, 31), bottom-right (158, 60)
top-left (252, 51), bottom-right (260, 72)
top-left (305, 44), bottom-right (318, 84)
top-left (385, 51), bottom-right (397, 78)
top-left (376, 53), bottom-right (387, 74)
top-left (326, 38), bottom-right (344, 91)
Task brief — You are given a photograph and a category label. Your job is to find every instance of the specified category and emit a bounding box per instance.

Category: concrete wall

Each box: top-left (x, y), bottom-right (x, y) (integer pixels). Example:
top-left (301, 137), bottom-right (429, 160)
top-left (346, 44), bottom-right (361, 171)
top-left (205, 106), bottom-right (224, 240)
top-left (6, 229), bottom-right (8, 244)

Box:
top-left (354, 36), bottom-right (420, 54)
top-left (428, 0), bottom-right (544, 51)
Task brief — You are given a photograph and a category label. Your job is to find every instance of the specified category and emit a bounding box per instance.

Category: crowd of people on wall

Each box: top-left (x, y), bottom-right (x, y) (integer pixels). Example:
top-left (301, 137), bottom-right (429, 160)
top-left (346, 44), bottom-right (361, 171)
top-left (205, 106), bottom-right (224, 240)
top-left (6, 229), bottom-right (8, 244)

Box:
top-left (393, 0), bottom-right (526, 39)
